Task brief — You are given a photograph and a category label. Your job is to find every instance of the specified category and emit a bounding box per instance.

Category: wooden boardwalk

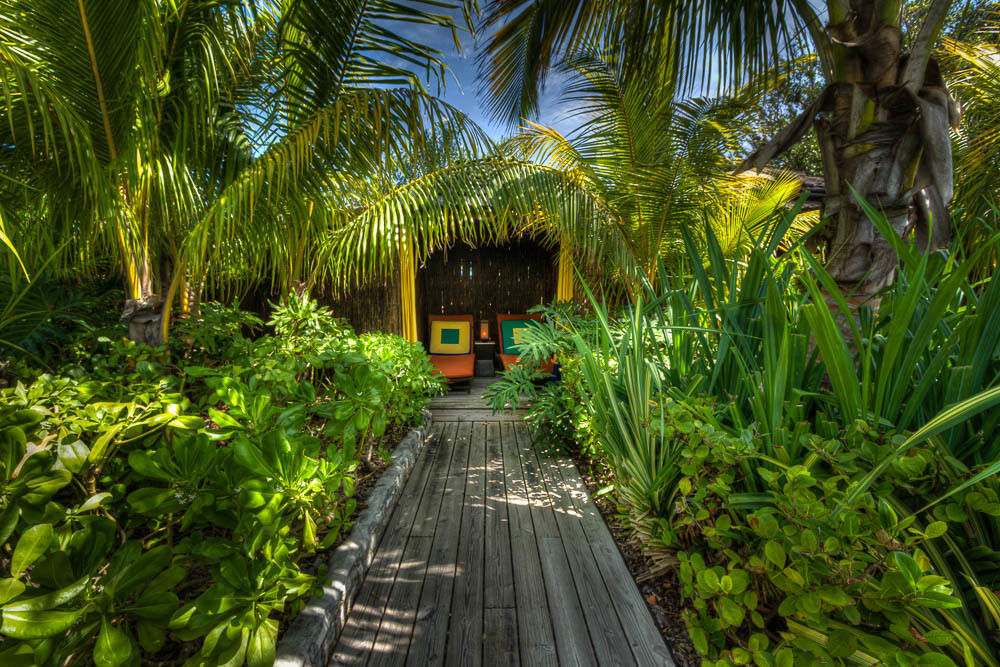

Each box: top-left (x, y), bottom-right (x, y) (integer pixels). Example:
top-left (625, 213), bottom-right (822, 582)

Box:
top-left (330, 379), bottom-right (673, 666)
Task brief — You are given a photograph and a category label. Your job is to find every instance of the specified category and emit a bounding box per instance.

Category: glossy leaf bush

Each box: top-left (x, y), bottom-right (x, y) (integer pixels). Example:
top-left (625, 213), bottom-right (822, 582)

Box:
top-left (0, 296), bottom-right (441, 665)
top-left (509, 207), bottom-right (1000, 665)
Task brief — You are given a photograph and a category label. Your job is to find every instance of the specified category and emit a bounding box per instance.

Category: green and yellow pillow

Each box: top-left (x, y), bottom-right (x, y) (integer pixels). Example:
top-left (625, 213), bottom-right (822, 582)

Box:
top-left (429, 320), bottom-right (472, 355)
top-left (500, 319), bottom-right (539, 355)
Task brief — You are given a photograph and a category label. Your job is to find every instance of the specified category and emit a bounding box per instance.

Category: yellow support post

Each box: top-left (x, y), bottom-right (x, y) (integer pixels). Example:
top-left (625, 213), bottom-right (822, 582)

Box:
top-left (400, 239), bottom-right (418, 342)
top-left (556, 243), bottom-right (574, 302)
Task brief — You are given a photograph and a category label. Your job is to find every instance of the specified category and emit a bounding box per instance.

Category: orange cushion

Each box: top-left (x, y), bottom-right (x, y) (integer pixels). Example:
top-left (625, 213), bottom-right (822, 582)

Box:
top-left (499, 354), bottom-right (554, 374)
top-left (430, 354), bottom-right (475, 379)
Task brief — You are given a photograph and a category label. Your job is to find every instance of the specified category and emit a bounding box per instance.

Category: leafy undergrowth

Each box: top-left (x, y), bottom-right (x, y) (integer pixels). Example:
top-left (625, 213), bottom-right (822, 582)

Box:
top-left (572, 449), bottom-right (702, 667)
top-left (0, 295), bottom-right (444, 666)
top-left (492, 217), bottom-right (1000, 666)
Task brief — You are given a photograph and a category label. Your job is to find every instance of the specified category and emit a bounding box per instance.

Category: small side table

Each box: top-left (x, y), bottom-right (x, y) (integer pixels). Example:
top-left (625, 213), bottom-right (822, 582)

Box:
top-left (474, 340), bottom-right (497, 377)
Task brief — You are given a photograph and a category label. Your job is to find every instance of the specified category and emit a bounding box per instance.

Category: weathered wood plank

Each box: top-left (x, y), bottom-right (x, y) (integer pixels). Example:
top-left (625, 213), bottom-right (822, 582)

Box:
top-left (329, 424), bottom-right (450, 664)
top-left (483, 608), bottom-right (519, 667)
top-left (537, 536), bottom-right (598, 666)
top-left (333, 414), bottom-right (670, 666)
top-left (483, 422), bottom-right (514, 610)
top-left (367, 535), bottom-right (433, 667)
top-left (554, 457), bottom-right (674, 666)
top-left (501, 422), bottom-right (557, 667)
top-left (512, 424), bottom-right (559, 538)
top-left (512, 419), bottom-right (593, 665)
top-left (404, 421), bottom-right (473, 666)
top-left (446, 422), bottom-right (487, 666)
top-left (530, 444), bottom-right (636, 665)
top-left (409, 422), bottom-right (460, 538)
top-left (428, 410), bottom-right (527, 422)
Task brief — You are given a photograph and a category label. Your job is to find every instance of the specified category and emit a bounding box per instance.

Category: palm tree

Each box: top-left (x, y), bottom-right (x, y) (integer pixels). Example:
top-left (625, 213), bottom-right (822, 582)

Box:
top-left (0, 0), bottom-right (480, 343)
top-left (944, 28), bottom-right (1000, 280)
top-left (479, 0), bottom-right (963, 305)
top-left (320, 51), bottom-right (809, 302)
top-left (504, 54), bottom-right (811, 288)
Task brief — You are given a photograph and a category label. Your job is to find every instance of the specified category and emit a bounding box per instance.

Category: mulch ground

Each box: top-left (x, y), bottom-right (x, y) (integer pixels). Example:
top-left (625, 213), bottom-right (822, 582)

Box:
top-left (575, 455), bottom-right (702, 667)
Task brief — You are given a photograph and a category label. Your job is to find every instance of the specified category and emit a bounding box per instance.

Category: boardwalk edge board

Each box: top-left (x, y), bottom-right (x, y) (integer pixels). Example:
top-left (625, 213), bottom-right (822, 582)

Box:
top-left (274, 410), bottom-right (435, 667)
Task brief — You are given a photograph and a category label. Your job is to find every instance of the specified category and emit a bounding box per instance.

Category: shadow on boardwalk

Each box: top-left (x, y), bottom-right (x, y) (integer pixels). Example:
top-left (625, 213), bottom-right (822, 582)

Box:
top-left (329, 380), bottom-right (673, 666)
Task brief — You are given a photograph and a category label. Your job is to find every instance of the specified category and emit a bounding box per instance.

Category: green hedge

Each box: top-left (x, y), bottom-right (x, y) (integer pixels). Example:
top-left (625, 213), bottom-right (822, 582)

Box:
top-left (0, 295), bottom-right (443, 666)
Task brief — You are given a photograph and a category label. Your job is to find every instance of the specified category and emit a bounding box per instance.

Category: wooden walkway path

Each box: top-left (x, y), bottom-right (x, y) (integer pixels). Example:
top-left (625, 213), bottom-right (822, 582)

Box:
top-left (330, 379), bottom-right (673, 665)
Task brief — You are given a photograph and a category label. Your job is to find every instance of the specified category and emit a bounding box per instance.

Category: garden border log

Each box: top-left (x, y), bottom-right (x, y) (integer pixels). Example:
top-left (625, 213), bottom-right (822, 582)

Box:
top-left (274, 410), bottom-right (434, 667)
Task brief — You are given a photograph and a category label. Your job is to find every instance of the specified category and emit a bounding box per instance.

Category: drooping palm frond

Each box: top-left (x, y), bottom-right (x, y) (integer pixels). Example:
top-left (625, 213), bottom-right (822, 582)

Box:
top-left (703, 170), bottom-right (816, 258)
top-left (946, 35), bottom-right (1000, 215)
top-left (477, 0), bottom-right (809, 126)
top-left (496, 50), bottom-right (801, 292)
top-left (0, 0), bottom-right (484, 339)
top-left (319, 155), bottom-right (622, 293)
top-left (942, 29), bottom-right (1000, 281)
top-left (185, 89), bottom-right (492, 293)
top-left (252, 0), bottom-right (465, 142)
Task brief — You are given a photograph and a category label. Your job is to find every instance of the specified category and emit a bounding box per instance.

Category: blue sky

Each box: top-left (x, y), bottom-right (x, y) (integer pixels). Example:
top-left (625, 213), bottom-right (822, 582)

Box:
top-left (389, 1), bottom-right (830, 141)
top-left (386, 9), bottom-right (574, 141)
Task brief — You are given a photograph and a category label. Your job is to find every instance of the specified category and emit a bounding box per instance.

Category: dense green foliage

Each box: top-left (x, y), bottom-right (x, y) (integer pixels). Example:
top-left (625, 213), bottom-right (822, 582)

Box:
top-left (492, 207), bottom-right (1000, 665)
top-left (0, 296), bottom-right (441, 666)
top-left (1, 1), bottom-right (999, 666)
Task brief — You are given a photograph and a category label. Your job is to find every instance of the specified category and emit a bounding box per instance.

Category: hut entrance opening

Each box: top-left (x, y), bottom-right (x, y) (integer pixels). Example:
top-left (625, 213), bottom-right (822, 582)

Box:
top-left (417, 239), bottom-right (556, 345)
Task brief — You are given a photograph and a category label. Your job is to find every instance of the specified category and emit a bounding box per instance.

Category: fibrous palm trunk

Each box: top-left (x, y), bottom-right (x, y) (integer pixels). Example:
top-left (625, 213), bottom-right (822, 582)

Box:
top-left (738, 0), bottom-right (960, 305)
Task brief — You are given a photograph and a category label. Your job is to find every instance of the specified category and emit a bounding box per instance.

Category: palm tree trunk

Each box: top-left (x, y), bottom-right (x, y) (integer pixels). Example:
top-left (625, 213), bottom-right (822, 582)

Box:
top-left (820, 2), bottom-right (957, 305)
top-left (738, 0), bottom-right (959, 306)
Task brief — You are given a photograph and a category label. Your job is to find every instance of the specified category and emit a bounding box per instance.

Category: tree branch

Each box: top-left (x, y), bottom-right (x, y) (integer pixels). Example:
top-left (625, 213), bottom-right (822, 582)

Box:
top-left (902, 0), bottom-right (952, 92)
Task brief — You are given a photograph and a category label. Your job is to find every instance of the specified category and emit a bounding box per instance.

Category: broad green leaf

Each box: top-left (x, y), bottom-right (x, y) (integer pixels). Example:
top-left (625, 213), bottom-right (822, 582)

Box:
top-left (925, 521), bottom-right (948, 539)
top-left (718, 596), bottom-right (745, 627)
top-left (127, 488), bottom-right (183, 515)
top-left (915, 653), bottom-right (959, 667)
top-left (775, 647), bottom-right (795, 667)
top-left (764, 541), bottom-right (785, 569)
top-left (0, 505), bottom-right (19, 546)
top-left (136, 620), bottom-right (167, 653)
top-left (3, 576), bottom-right (89, 611)
top-left (840, 386), bottom-right (1000, 513)
top-left (77, 493), bottom-right (113, 513)
top-left (0, 609), bottom-right (82, 639)
top-left (94, 618), bottom-right (135, 667)
top-left (11, 523), bottom-right (53, 577)
top-left (168, 415), bottom-right (206, 431)
top-left (894, 552), bottom-right (923, 587)
top-left (111, 545), bottom-right (172, 597)
top-left (246, 619), bottom-right (278, 667)
top-left (0, 578), bottom-right (26, 605)
top-left (56, 440), bottom-right (90, 474)
top-left (129, 591), bottom-right (179, 620)
top-left (127, 451), bottom-right (172, 482)
top-left (817, 586), bottom-right (850, 606)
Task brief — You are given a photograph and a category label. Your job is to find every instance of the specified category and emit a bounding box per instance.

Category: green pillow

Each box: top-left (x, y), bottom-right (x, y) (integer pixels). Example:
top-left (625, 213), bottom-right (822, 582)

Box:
top-left (500, 319), bottom-right (539, 355)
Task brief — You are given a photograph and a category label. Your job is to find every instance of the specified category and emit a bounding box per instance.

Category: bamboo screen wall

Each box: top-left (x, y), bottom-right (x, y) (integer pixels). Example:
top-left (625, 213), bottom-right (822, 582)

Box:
top-left (247, 239), bottom-right (557, 340)
top-left (322, 265), bottom-right (403, 336)
top-left (417, 239), bottom-right (557, 344)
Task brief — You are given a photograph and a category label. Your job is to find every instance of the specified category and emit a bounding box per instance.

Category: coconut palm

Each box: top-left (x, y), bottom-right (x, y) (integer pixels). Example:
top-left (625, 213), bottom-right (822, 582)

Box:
top-left (0, 0), bottom-right (481, 343)
top-left (944, 29), bottom-right (1000, 279)
top-left (321, 51), bottom-right (809, 301)
top-left (479, 0), bottom-right (964, 304)
top-left (501, 53), bottom-right (811, 289)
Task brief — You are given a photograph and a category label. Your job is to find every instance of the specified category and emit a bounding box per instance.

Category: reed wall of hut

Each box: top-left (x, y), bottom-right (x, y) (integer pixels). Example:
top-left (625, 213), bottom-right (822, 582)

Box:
top-left (417, 239), bottom-right (557, 344)
top-left (321, 264), bottom-right (403, 335)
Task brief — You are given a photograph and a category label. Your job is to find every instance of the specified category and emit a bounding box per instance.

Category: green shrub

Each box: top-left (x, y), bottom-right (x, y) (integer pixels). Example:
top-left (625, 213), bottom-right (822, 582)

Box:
top-left (663, 403), bottom-right (970, 666)
top-left (522, 209), bottom-right (1000, 664)
top-left (0, 296), bottom-right (442, 665)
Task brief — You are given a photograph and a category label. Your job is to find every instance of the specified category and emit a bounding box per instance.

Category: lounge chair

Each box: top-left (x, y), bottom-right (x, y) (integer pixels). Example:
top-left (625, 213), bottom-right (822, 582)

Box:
top-left (427, 314), bottom-right (476, 385)
top-left (496, 313), bottom-right (554, 374)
